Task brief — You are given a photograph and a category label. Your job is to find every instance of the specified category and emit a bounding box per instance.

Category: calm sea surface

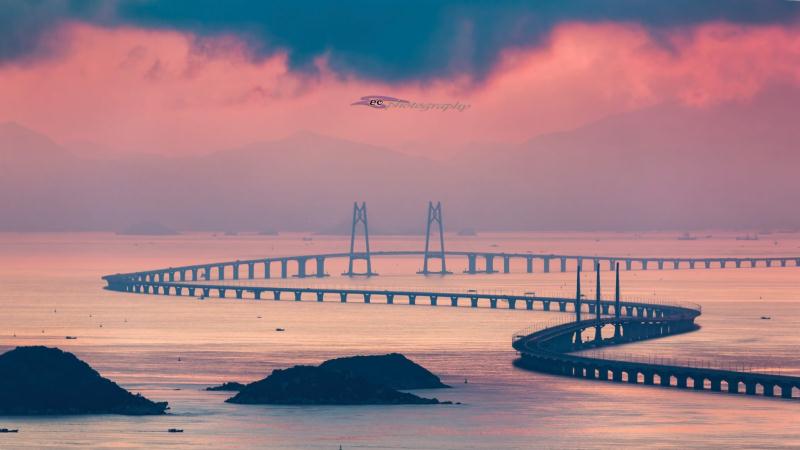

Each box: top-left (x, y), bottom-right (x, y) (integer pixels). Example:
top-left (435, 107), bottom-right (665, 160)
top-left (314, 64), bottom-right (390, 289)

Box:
top-left (0, 232), bottom-right (798, 449)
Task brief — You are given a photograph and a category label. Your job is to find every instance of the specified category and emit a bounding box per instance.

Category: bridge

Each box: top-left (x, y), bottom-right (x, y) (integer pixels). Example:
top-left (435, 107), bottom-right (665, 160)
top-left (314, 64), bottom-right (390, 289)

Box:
top-left (102, 260), bottom-right (800, 400)
top-left (101, 250), bottom-right (800, 285)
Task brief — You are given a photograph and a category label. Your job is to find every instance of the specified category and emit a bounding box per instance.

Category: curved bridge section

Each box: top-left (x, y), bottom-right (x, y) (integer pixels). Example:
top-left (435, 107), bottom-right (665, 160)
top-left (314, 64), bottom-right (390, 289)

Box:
top-left (102, 256), bottom-right (800, 401)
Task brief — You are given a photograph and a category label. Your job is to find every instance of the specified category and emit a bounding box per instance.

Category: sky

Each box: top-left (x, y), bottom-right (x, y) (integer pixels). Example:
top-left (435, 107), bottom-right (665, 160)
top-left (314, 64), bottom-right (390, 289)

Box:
top-left (1, 1), bottom-right (800, 231)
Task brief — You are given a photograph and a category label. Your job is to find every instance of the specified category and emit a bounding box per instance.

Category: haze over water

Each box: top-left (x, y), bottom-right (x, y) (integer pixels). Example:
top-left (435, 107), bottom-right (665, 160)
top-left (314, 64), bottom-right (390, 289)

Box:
top-left (0, 231), bottom-right (798, 449)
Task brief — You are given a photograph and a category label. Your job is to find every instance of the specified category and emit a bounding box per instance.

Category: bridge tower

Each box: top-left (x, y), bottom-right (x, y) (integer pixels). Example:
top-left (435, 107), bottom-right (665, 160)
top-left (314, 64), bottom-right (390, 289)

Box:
top-left (594, 262), bottom-right (602, 342)
top-left (614, 262), bottom-right (621, 338)
top-left (574, 265), bottom-right (582, 345)
top-left (342, 202), bottom-right (378, 276)
top-left (418, 201), bottom-right (452, 275)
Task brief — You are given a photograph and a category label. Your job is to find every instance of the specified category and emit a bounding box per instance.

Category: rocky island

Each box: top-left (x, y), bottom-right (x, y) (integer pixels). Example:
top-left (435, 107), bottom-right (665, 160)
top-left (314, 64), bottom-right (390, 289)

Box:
top-left (205, 381), bottom-right (246, 391)
top-left (0, 346), bottom-right (168, 415)
top-left (226, 365), bottom-right (443, 405)
top-left (319, 353), bottom-right (450, 389)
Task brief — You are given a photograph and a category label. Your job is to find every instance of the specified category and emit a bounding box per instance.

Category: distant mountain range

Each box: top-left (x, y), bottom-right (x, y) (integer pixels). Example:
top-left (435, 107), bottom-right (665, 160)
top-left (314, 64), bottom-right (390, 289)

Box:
top-left (1, 87), bottom-right (798, 232)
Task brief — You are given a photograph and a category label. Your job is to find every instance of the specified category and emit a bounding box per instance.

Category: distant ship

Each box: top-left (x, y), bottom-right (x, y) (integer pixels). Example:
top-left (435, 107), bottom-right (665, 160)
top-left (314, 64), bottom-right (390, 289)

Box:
top-left (677, 232), bottom-right (697, 241)
top-left (65, 336), bottom-right (77, 340)
top-left (736, 234), bottom-right (759, 241)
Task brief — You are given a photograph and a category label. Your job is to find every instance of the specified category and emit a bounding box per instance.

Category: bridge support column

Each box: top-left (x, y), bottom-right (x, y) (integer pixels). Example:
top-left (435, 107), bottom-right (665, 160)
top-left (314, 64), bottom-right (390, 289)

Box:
top-left (625, 259), bottom-right (632, 271)
top-left (247, 263), bottom-right (254, 279)
top-left (191, 269), bottom-right (198, 281)
top-left (763, 383), bottom-right (774, 397)
top-left (273, 290), bottom-right (282, 300)
top-left (526, 257), bottom-right (534, 273)
top-left (673, 260), bottom-right (680, 269)
top-left (264, 261), bottom-right (271, 279)
top-left (450, 296), bottom-right (459, 307)
top-left (560, 258), bottom-right (567, 272)
top-left (526, 299), bottom-right (534, 310)
top-left (641, 260), bottom-right (648, 270)
top-left (710, 379), bottom-right (721, 392)
top-left (315, 257), bottom-right (328, 277)
top-left (235, 290), bottom-right (243, 299)
top-left (766, 260), bottom-right (773, 268)
top-left (542, 300), bottom-right (550, 311)
top-left (295, 258), bottom-right (308, 278)
top-left (704, 260), bottom-right (711, 269)
top-left (660, 374), bottom-right (670, 386)
top-left (689, 261), bottom-right (696, 269)
top-left (781, 384), bottom-right (792, 399)
top-left (735, 260), bottom-right (742, 268)
top-left (728, 380), bottom-right (739, 394)
top-left (316, 292), bottom-right (324, 302)
top-left (543, 257), bottom-right (550, 273)
top-left (409, 295), bottom-right (416, 305)
top-left (281, 260), bottom-right (288, 278)
top-left (466, 254), bottom-right (477, 274)
top-left (233, 263), bottom-right (240, 280)
top-left (745, 381), bottom-right (756, 395)
top-left (657, 260), bottom-right (664, 270)
top-left (485, 255), bottom-right (495, 273)
top-left (470, 297), bottom-right (478, 308)
top-left (720, 260), bottom-right (727, 269)
top-left (489, 298), bottom-right (497, 309)
top-left (508, 299), bottom-right (516, 309)
top-left (218, 265), bottom-right (225, 280)
top-left (294, 291), bottom-right (302, 301)
top-left (386, 294), bottom-right (394, 304)
top-left (559, 302), bottom-right (567, 312)
top-left (503, 256), bottom-right (511, 273)
top-left (339, 292), bottom-right (347, 303)
top-left (254, 290), bottom-right (261, 300)
top-left (612, 370), bottom-right (623, 382)
top-left (780, 259), bottom-right (787, 267)
top-left (364, 293), bottom-right (371, 304)
top-left (643, 372), bottom-right (654, 385)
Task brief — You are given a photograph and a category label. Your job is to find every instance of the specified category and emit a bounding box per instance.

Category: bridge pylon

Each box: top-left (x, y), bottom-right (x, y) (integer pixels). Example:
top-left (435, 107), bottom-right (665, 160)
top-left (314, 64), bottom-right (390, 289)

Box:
top-left (614, 262), bottom-right (621, 338)
top-left (594, 262), bottom-right (602, 342)
top-left (342, 202), bottom-right (378, 276)
top-left (418, 201), bottom-right (452, 275)
top-left (574, 265), bottom-right (582, 345)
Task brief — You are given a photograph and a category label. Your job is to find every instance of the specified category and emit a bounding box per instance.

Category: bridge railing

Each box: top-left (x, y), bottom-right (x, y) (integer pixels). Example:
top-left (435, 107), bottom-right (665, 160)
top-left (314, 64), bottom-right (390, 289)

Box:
top-left (576, 349), bottom-right (793, 376)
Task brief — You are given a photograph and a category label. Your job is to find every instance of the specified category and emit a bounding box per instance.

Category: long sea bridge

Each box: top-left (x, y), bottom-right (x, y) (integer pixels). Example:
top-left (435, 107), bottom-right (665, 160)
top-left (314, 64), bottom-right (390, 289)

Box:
top-left (102, 202), bottom-right (800, 400)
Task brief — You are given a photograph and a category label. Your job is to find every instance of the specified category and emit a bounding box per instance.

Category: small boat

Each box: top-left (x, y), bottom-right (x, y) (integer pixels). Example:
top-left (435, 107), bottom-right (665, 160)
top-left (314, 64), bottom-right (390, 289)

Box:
top-left (761, 316), bottom-right (771, 320)
top-left (167, 428), bottom-right (184, 433)
top-left (65, 336), bottom-right (77, 340)
top-left (0, 429), bottom-right (19, 433)
top-left (677, 232), bottom-right (697, 241)
top-left (275, 328), bottom-right (285, 332)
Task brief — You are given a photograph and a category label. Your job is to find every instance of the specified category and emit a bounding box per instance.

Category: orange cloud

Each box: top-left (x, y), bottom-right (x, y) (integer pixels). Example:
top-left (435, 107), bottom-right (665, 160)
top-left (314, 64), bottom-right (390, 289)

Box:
top-left (1, 21), bottom-right (799, 157)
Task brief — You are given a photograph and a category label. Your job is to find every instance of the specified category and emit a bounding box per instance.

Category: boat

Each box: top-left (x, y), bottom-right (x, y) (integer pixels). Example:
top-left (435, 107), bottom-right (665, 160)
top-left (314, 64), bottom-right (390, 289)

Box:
top-left (275, 328), bottom-right (285, 332)
top-left (761, 316), bottom-right (771, 320)
top-left (736, 233), bottom-right (759, 241)
top-left (0, 429), bottom-right (19, 433)
top-left (167, 428), bottom-right (184, 433)
top-left (65, 336), bottom-right (77, 340)
top-left (677, 232), bottom-right (697, 241)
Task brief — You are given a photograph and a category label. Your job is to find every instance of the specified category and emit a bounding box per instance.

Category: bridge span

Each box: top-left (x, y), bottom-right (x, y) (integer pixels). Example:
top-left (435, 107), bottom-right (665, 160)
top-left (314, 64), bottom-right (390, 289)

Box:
top-left (101, 250), bottom-right (800, 284)
top-left (102, 259), bottom-right (800, 401)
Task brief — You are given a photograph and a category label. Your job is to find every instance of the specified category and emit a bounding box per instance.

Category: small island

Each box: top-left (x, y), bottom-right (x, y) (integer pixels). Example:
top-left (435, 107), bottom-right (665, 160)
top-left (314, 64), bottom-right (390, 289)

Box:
top-left (0, 346), bottom-right (167, 415)
top-left (226, 365), bottom-right (443, 405)
top-left (319, 353), bottom-right (450, 389)
top-left (224, 353), bottom-right (451, 406)
top-left (205, 381), bottom-right (246, 392)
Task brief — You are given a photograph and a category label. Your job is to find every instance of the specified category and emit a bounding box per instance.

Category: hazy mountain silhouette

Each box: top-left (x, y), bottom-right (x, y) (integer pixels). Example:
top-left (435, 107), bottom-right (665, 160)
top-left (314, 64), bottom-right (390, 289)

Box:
top-left (1, 87), bottom-right (799, 232)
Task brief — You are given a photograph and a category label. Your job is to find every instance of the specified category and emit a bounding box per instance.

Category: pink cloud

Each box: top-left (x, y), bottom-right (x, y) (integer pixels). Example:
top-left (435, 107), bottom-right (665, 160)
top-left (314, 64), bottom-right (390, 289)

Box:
top-left (1, 21), bottom-right (799, 157)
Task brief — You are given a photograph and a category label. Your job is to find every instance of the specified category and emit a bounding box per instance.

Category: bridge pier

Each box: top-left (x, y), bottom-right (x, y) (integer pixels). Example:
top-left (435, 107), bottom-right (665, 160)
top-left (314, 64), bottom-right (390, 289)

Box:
top-left (625, 259), bottom-right (632, 271)
top-left (466, 254), bottom-right (477, 274)
top-left (471, 297), bottom-right (478, 308)
top-left (673, 260), bottom-right (680, 269)
top-left (315, 257), bottom-right (328, 277)
top-left (264, 260), bottom-right (271, 279)
top-left (490, 298), bottom-right (497, 309)
top-left (386, 294), bottom-right (394, 304)
top-left (316, 292), bottom-right (324, 302)
top-left (641, 260), bottom-right (648, 270)
top-left (233, 263), bottom-right (240, 280)
top-left (218, 265), bottom-right (225, 280)
top-left (409, 295), bottom-right (416, 305)
top-left (272, 290), bottom-right (281, 300)
top-left (657, 260), bottom-right (664, 270)
top-left (508, 299), bottom-right (516, 309)
top-left (485, 255), bottom-right (495, 273)
top-left (218, 288), bottom-right (226, 298)
top-left (295, 258), bottom-right (308, 278)
top-left (735, 260), bottom-right (742, 268)
top-left (780, 259), bottom-right (787, 267)
top-left (254, 290), bottom-right (261, 300)
top-left (450, 296), bottom-right (459, 307)
top-left (503, 256), bottom-right (511, 274)
top-left (558, 302), bottom-right (567, 312)
top-left (364, 293), bottom-right (371, 304)
top-left (766, 260), bottom-right (773, 268)
top-left (542, 300), bottom-right (550, 311)
top-left (526, 257), bottom-right (534, 273)
top-left (704, 260), bottom-right (711, 269)
top-left (750, 259), bottom-right (758, 268)
top-left (235, 289), bottom-right (243, 299)
top-left (543, 257), bottom-right (550, 273)
top-left (560, 257), bottom-right (567, 272)
top-left (281, 260), bottom-right (288, 278)
top-left (689, 261), bottom-right (696, 269)
top-left (429, 295), bottom-right (438, 306)
top-left (745, 381), bottom-right (756, 395)
top-left (339, 292), bottom-right (347, 303)
top-left (720, 260), bottom-right (727, 269)
top-left (526, 299), bottom-right (534, 310)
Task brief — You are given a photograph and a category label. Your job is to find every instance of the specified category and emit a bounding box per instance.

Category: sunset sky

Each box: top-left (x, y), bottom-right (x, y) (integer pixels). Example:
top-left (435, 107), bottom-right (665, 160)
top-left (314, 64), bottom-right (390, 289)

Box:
top-left (2, 1), bottom-right (800, 231)
top-left (2, 1), bottom-right (800, 156)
